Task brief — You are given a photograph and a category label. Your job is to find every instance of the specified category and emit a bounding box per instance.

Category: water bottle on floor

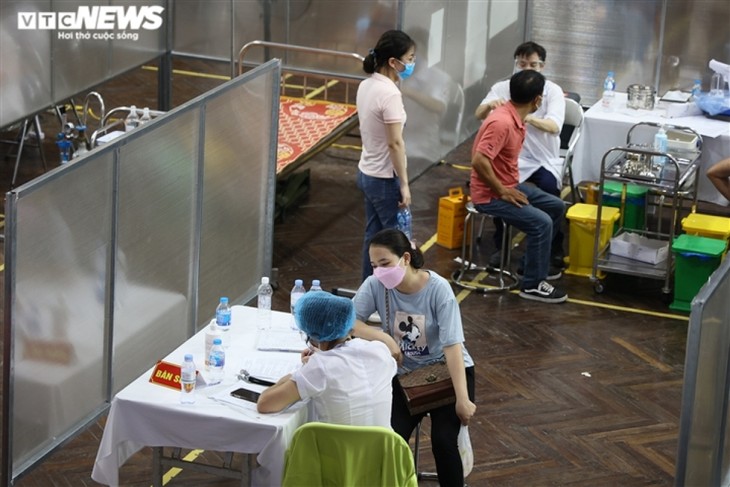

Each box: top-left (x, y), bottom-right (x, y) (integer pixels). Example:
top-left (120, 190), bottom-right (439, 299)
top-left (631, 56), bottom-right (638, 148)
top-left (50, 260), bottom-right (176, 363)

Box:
top-left (208, 338), bottom-right (225, 385)
top-left (257, 277), bottom-right (273, 330)
top-left (180, 354), bottom-right (196, 404)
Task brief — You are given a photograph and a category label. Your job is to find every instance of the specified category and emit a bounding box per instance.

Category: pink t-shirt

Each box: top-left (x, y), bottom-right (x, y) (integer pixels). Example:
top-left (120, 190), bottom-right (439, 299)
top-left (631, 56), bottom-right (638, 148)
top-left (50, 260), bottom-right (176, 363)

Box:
top-left (356, 73), bottom-right (407, 178)
top-left (470, 103), bottom-right (526, 204)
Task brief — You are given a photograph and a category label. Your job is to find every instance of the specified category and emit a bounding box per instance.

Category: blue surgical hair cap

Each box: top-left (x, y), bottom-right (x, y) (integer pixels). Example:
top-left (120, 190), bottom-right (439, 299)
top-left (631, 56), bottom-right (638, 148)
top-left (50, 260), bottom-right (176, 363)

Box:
top-left (294, 291), bottom-right (355, 342)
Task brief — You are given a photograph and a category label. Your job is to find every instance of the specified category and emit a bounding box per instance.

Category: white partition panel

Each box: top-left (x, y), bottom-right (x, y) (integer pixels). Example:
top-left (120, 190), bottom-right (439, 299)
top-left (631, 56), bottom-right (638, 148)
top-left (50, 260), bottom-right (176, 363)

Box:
top-left (3, 60), bottom-right (281, 485)
top-left (8, 152), bottom-right (114, 474)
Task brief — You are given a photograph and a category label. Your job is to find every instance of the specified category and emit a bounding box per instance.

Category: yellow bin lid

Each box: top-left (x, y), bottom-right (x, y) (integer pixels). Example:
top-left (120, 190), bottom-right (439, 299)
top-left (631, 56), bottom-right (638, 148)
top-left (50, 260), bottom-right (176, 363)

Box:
top-left (681, 213), bottom-right (730, 240)
top-left (566, 203), bottom-right (621, 223)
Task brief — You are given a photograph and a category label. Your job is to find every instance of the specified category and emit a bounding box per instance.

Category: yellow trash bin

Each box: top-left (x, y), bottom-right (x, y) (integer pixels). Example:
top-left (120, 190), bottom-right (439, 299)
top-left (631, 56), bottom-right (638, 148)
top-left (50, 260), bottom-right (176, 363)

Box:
top-left (681, 213), bottom-right (730, 242)
top-left (565, 204), bottom-right (621, 277)
top-left (436, 187), bottom-right (469, 249)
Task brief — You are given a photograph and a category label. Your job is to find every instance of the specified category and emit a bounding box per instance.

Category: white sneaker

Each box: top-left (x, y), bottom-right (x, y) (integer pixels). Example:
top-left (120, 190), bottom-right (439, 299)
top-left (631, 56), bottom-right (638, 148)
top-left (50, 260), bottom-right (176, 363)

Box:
top-left (367, 312), bottom-right (381, 323)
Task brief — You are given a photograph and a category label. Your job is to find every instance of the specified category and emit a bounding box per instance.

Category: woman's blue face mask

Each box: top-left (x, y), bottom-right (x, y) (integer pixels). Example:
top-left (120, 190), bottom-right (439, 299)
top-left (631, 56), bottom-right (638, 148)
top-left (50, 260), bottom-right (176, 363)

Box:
top-left (396, 59), bottom-right (416, 80)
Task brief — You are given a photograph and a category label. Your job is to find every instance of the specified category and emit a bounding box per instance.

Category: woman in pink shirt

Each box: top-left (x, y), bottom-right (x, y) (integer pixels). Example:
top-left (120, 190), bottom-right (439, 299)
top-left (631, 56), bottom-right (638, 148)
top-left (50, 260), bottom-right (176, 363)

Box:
top-left (356, 30), bottom-right (416, 282)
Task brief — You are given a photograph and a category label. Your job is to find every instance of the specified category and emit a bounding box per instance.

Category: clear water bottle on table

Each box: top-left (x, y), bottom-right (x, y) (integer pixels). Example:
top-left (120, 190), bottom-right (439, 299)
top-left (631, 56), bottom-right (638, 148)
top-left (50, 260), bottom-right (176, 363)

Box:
top-left (180, 354), bottom-right (196, 404)
top-left (215, 297), bottom-right (231, 334)
top-left (290, 279), bottom-right (306, 328)
top-left (691, 79), bottom-right (702, 101)
top-left (310, 279), bottom-right (322, 292)
top-left (601, 71), bottom-right (616, 110)
top-left (208, 338), bottom-right (225, 385)
top-left (257, 277), bottom-right (273, 330)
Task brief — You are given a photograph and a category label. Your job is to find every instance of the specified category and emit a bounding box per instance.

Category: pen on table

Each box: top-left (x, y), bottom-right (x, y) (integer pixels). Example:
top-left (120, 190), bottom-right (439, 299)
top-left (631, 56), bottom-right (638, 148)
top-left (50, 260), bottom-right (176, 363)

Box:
top-left (246, 375), bottom-right (275, 387)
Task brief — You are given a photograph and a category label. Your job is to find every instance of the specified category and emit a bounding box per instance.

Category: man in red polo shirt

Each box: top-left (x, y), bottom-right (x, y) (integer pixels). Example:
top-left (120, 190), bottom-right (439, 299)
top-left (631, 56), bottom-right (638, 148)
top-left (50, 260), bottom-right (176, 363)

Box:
top-left (470, 70), bottom-right (567, 303)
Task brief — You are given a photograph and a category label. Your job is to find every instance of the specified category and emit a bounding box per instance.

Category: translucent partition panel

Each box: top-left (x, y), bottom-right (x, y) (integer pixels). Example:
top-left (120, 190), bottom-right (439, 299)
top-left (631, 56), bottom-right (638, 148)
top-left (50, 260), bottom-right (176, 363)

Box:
top-left (676, 257), bottom-right (730, 486)
top-left (112, 111), bottom-right (199, 393)
top-left (3, 60), bottom-right (281, 484)
top-left (8, 153), bottom-right (114, 474)
top-left (197, 66), bottom-right (278, 325)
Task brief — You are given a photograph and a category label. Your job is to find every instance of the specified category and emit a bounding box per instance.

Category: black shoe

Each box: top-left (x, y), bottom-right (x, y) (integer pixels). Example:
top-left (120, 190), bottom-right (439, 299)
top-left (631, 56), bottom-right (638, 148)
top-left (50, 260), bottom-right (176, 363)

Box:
top-left (519, 281), bottom-right (568, 303)
top-left (516, 266), bottom-right (563, 281)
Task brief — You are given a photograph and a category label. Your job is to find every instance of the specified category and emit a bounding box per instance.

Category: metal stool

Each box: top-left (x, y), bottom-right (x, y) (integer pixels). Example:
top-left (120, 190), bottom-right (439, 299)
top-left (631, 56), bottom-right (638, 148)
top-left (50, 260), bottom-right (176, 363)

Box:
top-left (451, 201), bottom-right (518, 293)
top-left (1, 115), bottom-right (48, 188)
top-left (413, 415), bottom-right (438, 481)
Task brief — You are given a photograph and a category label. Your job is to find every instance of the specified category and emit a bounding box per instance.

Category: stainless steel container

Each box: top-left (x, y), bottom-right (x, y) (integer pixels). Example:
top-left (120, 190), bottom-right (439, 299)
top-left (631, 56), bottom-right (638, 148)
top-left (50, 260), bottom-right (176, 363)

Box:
top-left (627, 84), bottom-right (656, 110)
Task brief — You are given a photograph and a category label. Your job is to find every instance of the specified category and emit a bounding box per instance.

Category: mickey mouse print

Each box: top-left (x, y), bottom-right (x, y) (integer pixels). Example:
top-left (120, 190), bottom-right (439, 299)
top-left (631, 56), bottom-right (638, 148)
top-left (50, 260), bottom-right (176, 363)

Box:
top-left (393, 310), bottom-right (429, 357)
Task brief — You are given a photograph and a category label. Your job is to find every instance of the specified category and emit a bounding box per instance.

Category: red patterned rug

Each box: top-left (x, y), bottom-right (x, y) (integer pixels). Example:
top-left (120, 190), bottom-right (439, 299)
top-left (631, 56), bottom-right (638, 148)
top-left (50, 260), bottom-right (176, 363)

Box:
top-left (277, 96), bottom-right (357, 174)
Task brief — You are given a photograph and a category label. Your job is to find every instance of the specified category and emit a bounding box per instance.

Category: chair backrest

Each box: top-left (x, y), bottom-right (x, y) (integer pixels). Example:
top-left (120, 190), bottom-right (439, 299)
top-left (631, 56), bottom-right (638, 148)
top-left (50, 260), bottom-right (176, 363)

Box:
top-left (560, 98), bottom-right (584, 150)
top-left (282, 422), bottom-right (418, 487)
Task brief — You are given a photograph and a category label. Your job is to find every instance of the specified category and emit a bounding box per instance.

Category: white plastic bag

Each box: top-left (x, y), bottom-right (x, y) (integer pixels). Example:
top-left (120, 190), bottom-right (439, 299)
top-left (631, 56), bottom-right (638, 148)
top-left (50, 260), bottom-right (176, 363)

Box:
top-left (458, 425), bottom-right (474, 477)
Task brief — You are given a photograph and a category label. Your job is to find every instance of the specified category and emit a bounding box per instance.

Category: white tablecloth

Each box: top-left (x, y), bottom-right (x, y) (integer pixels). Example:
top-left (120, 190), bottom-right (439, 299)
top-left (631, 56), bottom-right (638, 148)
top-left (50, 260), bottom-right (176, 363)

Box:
top-left (572, 93), bottom-right (730, 205)
top-left (92, 306), bottom-right (309, 487)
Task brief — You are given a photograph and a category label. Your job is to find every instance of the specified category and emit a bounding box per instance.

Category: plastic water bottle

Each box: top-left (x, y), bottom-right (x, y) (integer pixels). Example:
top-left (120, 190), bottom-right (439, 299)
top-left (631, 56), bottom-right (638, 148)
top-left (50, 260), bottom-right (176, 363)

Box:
top-left (257, 277), bottom-right (273, 330)
top-left (124, 105), bottom-right (139, 131)
top-left (710, 72), bottom-right (723, 97)
top-left (653, 125), bottom-right (668, 169)
top-left (310, 279), bottom-right (322, 292)
top-left (215, 297), bottom-right (231, 333)
top-left (205, 321), bottom-right (222, 367)
top-left (396, 207), bottom-right (412, 239)
top-left (601, 71), bottom-right (616, 110)
top-left (73, 125), bottom-right (90, 159)
top-left (691, 79), bottom-right (702, 100)
top-left (56, 134), bottom-right (72, 164)
top-left (208, 338), bottom-right (225, 385)
top-left (180, 354), bottom-right (196, 404)
top-left (290, 279), bottom-right (306, 314)
top-left (139, 107), bottom-right (152, 125)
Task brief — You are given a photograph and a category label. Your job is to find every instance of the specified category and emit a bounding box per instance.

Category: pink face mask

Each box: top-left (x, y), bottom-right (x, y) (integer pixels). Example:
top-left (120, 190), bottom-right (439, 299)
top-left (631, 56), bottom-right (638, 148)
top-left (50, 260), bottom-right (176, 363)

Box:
top-left (373, 257), bottom-right (406, 289)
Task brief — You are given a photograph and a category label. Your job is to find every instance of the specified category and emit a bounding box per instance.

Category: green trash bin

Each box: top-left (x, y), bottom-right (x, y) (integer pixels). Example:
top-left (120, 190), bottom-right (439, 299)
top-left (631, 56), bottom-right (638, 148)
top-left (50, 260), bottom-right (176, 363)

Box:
top-left (670, 234), bottom-right (727, 312)
top-left (602, 181), bottom-right (648, 232)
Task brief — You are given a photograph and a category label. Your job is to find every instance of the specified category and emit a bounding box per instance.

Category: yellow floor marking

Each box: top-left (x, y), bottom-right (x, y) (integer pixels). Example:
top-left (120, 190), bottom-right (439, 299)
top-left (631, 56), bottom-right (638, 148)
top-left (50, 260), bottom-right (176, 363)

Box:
top-left (611, 336), bottom-right (674, 372)
top-left (422, 231), bottom-right (688, 322)
top-left (141, 65), bottom-right (231, 81)
top-left (155, 449), bottom-right (205, 486)
top-left (330, 143), bottom-right (361, 151)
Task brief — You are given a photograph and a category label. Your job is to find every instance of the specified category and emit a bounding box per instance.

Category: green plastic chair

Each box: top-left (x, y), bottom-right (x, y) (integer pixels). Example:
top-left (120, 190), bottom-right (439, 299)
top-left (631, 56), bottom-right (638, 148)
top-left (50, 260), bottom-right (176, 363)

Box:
top-left (282, 422), bottom-right (418, 487)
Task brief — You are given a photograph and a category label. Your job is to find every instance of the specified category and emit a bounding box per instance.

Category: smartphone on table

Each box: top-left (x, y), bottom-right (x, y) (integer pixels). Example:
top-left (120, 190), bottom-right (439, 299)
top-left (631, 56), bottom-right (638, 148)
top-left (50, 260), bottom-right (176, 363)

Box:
top-left (230, 387), bottom-right (261, 403)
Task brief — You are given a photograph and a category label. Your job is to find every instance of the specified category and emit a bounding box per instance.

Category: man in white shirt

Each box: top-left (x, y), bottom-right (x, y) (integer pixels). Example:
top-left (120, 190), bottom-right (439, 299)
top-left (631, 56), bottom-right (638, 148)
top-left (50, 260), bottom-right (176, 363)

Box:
top-left (257, 291), bottom-right (397, 427)
top-left (476, 41), bottom-right (567, 268)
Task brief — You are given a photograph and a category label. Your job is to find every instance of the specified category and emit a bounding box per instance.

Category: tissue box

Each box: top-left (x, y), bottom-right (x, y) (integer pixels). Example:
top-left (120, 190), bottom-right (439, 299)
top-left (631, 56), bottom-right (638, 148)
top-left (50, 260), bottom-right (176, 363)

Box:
top-left (610, 232), bottom-right (669, 264)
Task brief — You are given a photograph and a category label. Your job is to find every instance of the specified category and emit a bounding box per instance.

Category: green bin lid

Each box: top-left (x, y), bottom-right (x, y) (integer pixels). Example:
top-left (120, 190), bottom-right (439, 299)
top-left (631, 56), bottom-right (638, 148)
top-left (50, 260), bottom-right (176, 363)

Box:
top-left (672, 234), bottom-right (727, 256)
top-left (603, 181), bottom-right (649, 197)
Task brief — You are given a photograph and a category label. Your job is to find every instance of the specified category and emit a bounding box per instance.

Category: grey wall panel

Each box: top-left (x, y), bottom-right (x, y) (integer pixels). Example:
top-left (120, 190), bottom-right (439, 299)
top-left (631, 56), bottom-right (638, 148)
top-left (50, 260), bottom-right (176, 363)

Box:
top-left (112, 112), bottom-right (199, 392)
top-left (10, 155), bottom-right (113, 472)
top-left (660, 0), bottom-right (730, 94)
top-left (0, 0), bottom-right (53, 127)
top-left (173, 0), bottom-right (237, 60)
top-left (197, 68), bottom-right (277, 325)
top-left (530, 0), bottom-right (662, 105)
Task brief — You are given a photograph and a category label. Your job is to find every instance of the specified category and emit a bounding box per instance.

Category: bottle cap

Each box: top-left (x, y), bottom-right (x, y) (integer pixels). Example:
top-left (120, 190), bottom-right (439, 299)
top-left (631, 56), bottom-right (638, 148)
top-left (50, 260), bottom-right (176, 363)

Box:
top-left (262, 277), bottom-right (270, 285)
top-left (213, 338), bottom-right (222, 345)
top-left (184, 354), bottom-right (193, 361)
top-left (312, 279), bottom-right (320, 286)
top-left (220, 297), bottom-right (228, 304)
top-left (295, 279), bottom-right (303, 286)
top-left (607, 71), bottom-right (614, 76)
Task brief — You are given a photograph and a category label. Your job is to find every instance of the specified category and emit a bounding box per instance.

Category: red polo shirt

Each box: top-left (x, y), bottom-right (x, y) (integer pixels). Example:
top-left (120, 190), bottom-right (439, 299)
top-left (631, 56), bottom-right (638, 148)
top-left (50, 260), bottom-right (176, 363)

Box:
top-left (470, 102), bottom-right (526, 204)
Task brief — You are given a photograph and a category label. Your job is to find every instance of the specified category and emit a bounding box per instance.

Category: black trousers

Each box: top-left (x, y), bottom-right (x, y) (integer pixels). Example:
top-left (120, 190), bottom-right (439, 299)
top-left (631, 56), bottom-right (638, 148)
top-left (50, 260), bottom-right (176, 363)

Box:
top-left (391, 366), bottom-right (476, 487)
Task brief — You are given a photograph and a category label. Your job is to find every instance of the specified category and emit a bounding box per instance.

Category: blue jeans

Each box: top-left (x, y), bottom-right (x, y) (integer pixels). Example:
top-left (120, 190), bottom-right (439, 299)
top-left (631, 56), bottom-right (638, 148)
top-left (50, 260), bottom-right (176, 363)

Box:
top-left (357, 170), bottom-right (401, 282)
top-left (475, 183), bottom-right (565, 289)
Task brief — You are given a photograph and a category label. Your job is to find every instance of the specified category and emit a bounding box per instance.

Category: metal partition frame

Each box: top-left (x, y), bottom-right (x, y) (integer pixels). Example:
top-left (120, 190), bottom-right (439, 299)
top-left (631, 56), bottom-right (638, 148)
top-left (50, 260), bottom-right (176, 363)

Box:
top-left (1, 59), bottom-right (280, 486)
top-left (676, 253), bottom-right (730, 486)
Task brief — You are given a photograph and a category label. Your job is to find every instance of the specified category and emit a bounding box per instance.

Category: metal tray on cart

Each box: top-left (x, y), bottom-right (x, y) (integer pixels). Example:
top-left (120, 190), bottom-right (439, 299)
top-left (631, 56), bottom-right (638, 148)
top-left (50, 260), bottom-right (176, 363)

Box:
top-left (590, 122), bottom-right (703, 296)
